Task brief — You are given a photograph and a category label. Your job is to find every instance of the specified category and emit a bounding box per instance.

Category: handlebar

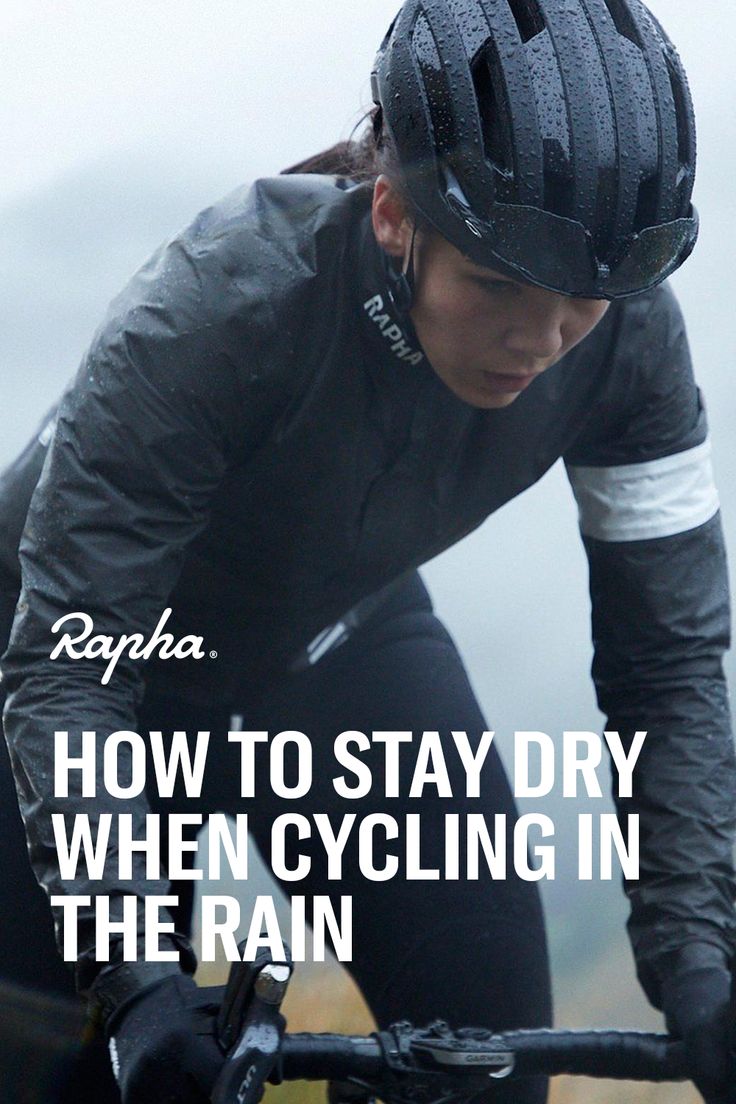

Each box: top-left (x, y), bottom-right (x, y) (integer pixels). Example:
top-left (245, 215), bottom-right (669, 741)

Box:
top-left (274, 1027), bottom-right (687, 1082)
top-left (209, 949), bottom-right (690, 1104)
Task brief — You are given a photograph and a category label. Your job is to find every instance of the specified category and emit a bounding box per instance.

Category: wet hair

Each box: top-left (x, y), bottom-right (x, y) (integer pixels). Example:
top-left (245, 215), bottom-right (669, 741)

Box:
top-left (280, 106), bottom-right (422, 230)
top-left (281, 106), bottom-right (388, 180)
top-left (286, 104), bottom-right (412, 176)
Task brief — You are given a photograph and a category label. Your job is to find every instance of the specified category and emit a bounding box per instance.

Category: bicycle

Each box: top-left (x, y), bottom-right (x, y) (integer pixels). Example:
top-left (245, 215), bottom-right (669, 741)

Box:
top-left (207, 947), bottom-right (694, 1104)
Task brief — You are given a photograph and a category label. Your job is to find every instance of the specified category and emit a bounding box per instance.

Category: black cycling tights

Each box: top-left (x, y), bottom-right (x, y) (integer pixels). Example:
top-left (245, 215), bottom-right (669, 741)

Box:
top-left (0, 574), bottom-right (551, 1103)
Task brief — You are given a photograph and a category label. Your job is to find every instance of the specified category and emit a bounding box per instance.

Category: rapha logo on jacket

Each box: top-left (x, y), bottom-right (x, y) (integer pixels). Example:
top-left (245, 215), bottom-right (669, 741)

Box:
top-left (49, 608), bottom-right (206, 685)
top-left (363, 294), bottom-right (424, 366)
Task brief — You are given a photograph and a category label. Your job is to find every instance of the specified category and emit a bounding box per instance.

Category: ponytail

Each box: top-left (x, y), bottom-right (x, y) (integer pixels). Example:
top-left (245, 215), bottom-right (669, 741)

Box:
top-left (280, 106), bottom-right (422, 229)
top-left (281, 106), bottom-right (389, 182)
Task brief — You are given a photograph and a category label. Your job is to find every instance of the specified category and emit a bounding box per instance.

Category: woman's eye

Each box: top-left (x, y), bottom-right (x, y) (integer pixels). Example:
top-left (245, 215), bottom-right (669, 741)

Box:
top-left (474, 278), bottom-right (517, 294)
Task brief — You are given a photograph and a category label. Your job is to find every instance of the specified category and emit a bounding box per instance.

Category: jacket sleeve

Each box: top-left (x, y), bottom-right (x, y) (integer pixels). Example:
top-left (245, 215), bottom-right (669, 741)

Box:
top-left (0, 229), bottom-right (252, 994)
top-left (564, 283), bottom-right (736, 1008)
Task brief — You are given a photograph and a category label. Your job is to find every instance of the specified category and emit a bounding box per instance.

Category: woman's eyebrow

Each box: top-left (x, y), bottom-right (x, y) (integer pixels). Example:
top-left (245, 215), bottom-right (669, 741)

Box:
top-left (467, 269), bottom-right (520, 285)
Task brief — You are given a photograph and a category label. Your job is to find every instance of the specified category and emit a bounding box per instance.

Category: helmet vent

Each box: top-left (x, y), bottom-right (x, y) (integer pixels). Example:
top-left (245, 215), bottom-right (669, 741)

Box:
top-left (632, 173), bottom-right (660, 235)
top-left (505, 0), bottom-right (545, 44)
top-left (472, 55), bottom-right (515, 192)
top-left (543, 165), bottom-right (575, 221)
top-left (601, 0), bottom-right (641, 46)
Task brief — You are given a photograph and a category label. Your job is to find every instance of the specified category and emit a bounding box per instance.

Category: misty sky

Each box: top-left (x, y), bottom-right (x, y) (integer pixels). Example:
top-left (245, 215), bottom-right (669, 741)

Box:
top-left (2, 2), bottom-right (735, 1012)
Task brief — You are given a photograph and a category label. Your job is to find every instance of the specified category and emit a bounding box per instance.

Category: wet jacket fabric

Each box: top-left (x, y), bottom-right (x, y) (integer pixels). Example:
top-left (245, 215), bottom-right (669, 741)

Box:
top-left (0, 174), bottom-right (734, 1004)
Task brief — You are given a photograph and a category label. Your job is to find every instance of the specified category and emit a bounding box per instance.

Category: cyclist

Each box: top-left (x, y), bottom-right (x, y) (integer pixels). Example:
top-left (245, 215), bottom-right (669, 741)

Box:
top-left (1, 1), bottom-right (735, 1102)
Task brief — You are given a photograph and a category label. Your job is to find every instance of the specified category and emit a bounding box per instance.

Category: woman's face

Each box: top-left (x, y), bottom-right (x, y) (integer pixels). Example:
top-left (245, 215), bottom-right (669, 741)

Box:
top-left (409, 231), bottom-right (610, 408)
top-left (372, 177), bottom-right (610, 410)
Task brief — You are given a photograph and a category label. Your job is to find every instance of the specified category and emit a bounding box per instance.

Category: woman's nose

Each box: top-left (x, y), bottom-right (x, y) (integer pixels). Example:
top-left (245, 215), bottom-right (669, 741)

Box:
top-left (504, 297), bottom-right (566, 363)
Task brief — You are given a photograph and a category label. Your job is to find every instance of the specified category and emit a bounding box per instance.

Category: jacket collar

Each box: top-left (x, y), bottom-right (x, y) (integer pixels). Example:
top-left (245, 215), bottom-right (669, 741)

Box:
top-left (354, 207), bottom-right (427, 371)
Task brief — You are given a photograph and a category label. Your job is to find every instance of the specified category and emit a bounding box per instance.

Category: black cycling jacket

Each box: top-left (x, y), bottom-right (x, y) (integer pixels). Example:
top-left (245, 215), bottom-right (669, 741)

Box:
top-left (0, 174), bottom-right (734, 1005)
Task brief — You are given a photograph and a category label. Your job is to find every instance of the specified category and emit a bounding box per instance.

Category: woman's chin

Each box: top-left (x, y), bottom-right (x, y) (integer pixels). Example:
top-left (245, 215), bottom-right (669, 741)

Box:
top-left (444, 376), bottom-right (522, 410)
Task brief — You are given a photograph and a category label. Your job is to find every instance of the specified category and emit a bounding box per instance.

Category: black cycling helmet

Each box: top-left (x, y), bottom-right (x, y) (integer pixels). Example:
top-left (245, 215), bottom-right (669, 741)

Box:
top-left (371, 0), bottom-right (698, 299)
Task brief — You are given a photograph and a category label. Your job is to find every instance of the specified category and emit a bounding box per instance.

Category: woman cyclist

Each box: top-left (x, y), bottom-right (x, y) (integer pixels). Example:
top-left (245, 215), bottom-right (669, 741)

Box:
top-left (1, 0), bottom-right (734, 1102)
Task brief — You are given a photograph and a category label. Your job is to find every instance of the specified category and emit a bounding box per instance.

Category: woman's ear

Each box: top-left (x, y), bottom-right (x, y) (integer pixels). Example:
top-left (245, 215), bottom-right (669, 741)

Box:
top-left (371, 175), bottom-right (413, 258)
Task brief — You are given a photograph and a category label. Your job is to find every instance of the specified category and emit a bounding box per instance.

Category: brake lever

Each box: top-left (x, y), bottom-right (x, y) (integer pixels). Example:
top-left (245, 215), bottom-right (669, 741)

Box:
top-left (211, 945), bottom-right (292, 1104)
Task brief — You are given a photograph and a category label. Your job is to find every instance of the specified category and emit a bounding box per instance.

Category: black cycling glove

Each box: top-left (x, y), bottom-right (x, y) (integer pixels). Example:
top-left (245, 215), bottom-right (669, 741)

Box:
top-left (106, 974), bottom-right (226, 1104)
top-left (661, 949), bottom-right (736, 1104)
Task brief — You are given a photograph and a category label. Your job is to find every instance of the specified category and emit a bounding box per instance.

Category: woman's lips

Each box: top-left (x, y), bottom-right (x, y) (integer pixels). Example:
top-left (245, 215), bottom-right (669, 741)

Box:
top-left (479, 370), bottom-right (540, 393)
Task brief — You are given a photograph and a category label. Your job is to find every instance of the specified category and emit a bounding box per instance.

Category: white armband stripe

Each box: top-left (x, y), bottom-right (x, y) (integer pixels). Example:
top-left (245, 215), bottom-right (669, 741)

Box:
top-left (38, 414), bottom-right (57, 448)
top-left (566, 439), bottom-right (719, 542)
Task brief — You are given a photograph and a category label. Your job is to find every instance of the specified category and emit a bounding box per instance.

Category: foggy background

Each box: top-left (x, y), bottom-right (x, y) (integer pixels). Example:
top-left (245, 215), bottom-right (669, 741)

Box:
top-left (2, 1), bottom-right (734, 1034)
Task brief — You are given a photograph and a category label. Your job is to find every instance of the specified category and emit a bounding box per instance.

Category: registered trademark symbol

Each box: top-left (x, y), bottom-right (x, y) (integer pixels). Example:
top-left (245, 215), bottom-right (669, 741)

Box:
top-left (209, 650), bottom-right (218, 659)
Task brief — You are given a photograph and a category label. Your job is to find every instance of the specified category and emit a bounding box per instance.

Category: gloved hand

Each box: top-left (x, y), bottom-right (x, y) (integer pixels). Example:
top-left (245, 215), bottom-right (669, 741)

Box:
top-left (105, 973), bottom-right (226, 1104)
top-left (661, 954), bottom-right (736, 1104)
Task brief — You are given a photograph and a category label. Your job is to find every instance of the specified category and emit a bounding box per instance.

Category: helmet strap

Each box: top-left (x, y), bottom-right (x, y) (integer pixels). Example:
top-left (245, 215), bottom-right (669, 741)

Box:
top-left (388, 222), bottom-right (417, 316)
